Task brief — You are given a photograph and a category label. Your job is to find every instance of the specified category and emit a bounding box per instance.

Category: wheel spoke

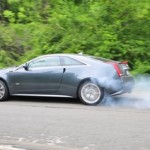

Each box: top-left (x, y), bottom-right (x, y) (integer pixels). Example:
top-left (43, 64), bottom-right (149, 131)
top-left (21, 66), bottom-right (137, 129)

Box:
top-left (0, 83), bottom-right (5, 99)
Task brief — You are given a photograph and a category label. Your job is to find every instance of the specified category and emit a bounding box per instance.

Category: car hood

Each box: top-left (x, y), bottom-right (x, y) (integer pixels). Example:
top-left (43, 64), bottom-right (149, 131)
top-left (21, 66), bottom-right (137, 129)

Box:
top-left (0, 67), bottom-right (17, 73)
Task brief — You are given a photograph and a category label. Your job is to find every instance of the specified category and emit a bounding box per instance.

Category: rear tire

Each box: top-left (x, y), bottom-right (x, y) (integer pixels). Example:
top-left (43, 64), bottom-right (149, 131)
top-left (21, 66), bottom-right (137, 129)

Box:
top-left (78, 81), bottom-right (104, 105)
top-left (0, 80), bottom-right (9, 101)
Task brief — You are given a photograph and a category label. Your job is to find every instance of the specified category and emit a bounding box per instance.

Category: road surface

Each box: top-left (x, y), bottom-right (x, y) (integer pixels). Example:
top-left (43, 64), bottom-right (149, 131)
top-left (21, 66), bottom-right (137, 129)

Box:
top-left (0, 83), bottom-right (150, 150)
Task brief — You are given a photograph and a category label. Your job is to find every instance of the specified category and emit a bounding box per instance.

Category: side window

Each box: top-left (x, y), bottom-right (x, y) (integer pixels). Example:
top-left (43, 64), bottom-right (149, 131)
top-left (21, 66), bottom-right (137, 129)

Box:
top-left (62, 57), bottom-right (85, 66)
top-left (29, 56), bottom-right (60, 68)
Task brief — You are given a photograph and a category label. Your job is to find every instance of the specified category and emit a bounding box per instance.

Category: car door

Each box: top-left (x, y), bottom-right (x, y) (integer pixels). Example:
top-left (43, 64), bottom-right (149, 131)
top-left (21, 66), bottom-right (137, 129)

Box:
top-left (13, 56), bottom-right (64, 94)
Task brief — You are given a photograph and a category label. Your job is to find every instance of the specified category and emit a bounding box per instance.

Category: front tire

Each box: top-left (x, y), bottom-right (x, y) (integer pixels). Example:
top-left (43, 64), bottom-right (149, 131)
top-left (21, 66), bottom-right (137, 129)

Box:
top-left (78, 82), bottom-right (104, 105)
top-left (0, 80), bottom-right (9, 101)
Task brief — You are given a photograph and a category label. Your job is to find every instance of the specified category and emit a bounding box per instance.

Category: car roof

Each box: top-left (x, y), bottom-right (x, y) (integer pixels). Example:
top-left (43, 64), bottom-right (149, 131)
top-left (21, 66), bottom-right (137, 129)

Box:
top-left (39, 53), bottom-right (110, 62)
top-left (36, 53), bottom-right (87, 61)
top-left (39, 53), bottom-right (83, 57)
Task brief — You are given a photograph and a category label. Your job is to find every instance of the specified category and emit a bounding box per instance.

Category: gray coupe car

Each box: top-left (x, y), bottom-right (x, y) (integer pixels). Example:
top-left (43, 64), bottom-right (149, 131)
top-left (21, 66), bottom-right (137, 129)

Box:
top-left (0, 54), bottom-right (134, 105)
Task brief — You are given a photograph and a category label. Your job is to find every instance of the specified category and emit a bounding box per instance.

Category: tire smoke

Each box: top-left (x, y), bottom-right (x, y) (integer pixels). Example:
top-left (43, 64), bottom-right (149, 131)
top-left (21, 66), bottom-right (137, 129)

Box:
top-left (103, 75), bottom-right (150, 109)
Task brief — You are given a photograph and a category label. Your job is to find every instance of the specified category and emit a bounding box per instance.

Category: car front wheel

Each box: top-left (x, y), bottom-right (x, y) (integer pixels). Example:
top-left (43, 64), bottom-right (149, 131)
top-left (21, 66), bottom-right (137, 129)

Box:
top-left (0, 80), bottom-right (8, 101)
top-left (78, 82), bottom-right (104, 105)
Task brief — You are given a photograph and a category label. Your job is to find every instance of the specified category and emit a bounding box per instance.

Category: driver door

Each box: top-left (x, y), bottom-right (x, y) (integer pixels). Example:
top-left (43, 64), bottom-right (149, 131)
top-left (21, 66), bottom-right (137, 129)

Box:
top-left (13, 56), bottom-right (63, 94)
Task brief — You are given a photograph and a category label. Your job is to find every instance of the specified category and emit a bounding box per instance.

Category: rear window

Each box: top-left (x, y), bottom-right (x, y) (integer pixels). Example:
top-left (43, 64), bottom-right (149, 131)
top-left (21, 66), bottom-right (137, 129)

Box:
top-left (62, 57), bottom-right (85, 66)
top-left (86, 55), bottom-right (110, 62)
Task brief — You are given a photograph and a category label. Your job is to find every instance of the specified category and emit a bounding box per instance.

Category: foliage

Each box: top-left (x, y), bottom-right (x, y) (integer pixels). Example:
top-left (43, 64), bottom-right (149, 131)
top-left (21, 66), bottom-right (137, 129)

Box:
top-left (0, 50), bottom-right (15, 67)
top-left (0, 0), bottom-right (150, 74)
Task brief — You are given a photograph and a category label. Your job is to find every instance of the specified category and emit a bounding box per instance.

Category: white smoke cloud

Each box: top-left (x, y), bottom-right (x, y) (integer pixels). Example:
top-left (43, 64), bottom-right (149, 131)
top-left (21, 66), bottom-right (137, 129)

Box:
top-left (103, 75), bottom-right (150, 109)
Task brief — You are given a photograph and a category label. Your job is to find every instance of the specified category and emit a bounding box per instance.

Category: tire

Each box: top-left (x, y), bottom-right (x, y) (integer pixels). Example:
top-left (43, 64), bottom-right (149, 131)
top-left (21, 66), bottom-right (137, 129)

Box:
top-left (78, 81), bottom-right (104, 105)
top-left (0, 80), bottom-right (9, 101)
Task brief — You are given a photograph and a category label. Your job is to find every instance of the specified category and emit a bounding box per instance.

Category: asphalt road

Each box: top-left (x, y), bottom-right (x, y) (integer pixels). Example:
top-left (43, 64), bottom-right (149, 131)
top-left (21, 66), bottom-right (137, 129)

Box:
top-left (0, 84), bottom-right (150, 150)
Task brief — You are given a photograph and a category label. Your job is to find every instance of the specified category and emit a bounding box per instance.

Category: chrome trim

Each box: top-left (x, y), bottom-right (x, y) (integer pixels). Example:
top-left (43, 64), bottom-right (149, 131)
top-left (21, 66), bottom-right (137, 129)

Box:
top-left (111, 90), bottom-right (124, 96)
top-left (12, 94), bottom-right (73, 98)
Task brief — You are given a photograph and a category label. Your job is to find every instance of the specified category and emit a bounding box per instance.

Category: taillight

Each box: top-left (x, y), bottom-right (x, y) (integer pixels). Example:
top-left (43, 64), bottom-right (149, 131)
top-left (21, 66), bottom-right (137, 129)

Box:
top-left (107, 61), bottom-right (130, 77)
top-left (107, 62), bottom-right (122, 77)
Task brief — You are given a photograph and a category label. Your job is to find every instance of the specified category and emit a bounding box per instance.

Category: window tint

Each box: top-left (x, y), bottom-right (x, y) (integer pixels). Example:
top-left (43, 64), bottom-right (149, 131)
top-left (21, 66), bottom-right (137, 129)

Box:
top-left (62, 57), bottom-right (84, 66)
top-left (29, 56), bottom-right (60, 68)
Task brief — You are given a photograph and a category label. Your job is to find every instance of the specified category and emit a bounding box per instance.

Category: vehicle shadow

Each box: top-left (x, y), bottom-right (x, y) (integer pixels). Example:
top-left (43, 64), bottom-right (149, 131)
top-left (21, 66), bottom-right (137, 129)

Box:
top-left (8, 96), bottom-right (81, 105)
top-left (7, 93), bottom-right (150, 109)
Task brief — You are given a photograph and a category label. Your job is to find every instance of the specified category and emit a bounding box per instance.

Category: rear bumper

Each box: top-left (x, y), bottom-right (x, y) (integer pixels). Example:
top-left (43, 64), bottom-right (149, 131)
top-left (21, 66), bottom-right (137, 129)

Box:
top-left (121, 75), bottom-right (134, 92)
top-left (109, 75), bottom-right (134, 96)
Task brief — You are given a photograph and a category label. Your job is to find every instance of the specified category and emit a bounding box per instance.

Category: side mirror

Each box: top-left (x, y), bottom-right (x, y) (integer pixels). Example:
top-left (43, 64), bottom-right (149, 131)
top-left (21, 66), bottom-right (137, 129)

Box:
top-left (23, 63), bottom-right (29, 71)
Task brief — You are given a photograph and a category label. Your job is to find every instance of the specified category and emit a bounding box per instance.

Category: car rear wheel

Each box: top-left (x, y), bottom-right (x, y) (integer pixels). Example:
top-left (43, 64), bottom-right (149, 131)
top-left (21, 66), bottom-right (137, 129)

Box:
top-left (0, 80), bottom-right (8, 101)
top-left (78, 81), bottom-right (104, 105)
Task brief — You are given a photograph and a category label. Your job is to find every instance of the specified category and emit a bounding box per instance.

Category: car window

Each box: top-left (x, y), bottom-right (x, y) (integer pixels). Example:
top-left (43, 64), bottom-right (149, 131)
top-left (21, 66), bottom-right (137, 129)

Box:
top-left (29, 56), bottom-right (60, 68)
top-left (62, 57), bottom-right (85, 66)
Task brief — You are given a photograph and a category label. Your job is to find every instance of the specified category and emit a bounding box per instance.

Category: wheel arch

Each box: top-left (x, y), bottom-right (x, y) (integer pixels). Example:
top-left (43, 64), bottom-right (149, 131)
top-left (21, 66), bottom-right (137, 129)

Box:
top-left (76, 77), bottom-right (98, 97)
top-left (0, 78), bottom-right (10, 95)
